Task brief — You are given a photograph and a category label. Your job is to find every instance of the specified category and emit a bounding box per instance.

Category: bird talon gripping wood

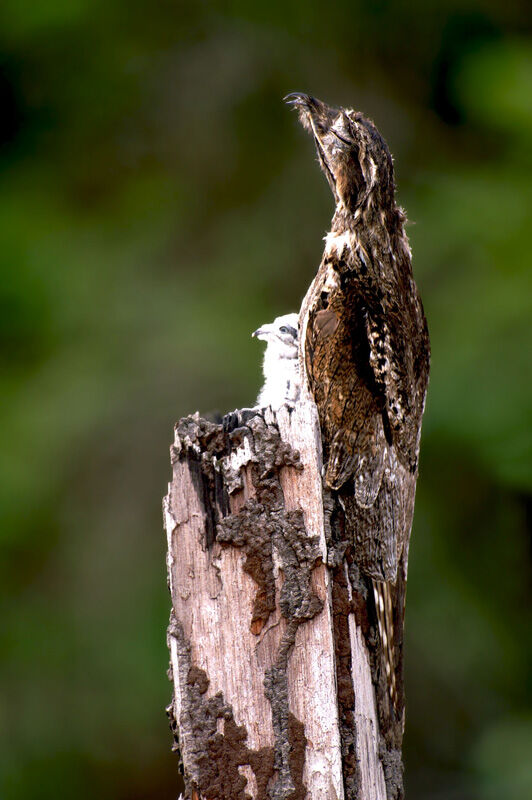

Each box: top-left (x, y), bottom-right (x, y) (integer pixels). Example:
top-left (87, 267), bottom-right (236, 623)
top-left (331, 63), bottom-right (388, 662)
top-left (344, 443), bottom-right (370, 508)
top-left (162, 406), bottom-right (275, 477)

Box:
top-left (287, 93), bottom-right (430, 718)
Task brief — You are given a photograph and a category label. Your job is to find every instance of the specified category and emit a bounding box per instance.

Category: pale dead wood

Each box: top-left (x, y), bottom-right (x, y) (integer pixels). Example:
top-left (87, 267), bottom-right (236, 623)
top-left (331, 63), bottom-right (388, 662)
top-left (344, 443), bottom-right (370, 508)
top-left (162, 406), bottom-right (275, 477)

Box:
top-left (164, 397), bottom-right (393, 800)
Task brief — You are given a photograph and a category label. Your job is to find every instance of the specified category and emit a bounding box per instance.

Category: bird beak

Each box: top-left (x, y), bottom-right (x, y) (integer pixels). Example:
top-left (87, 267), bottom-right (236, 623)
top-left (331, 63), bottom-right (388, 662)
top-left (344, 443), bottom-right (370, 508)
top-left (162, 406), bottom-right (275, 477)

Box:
top-left (284, 92), bottom-right (336, 136)
top-left (285, 92), bottom-right (340, 200)
top-left (284, 92), bottom-right (311, 108)
top-left (252, 324), bottom-right (273, 340)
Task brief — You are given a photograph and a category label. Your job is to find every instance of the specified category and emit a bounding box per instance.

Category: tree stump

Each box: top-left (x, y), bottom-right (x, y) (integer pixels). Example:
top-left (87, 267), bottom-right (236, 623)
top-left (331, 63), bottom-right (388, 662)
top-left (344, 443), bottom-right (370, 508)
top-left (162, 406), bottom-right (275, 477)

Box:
top-left (164, 398), bottom-right (403, 799)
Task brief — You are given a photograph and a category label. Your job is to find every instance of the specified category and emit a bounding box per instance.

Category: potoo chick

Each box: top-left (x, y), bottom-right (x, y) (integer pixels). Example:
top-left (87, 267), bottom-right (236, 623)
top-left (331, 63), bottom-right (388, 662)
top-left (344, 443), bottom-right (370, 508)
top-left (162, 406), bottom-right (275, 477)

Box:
top-left (252, 313), bottom-right (300, 409)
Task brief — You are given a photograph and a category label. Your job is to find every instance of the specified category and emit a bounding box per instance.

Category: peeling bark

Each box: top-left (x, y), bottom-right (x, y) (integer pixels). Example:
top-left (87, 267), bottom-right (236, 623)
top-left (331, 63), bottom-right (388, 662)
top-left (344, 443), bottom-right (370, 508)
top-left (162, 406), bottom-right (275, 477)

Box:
top-left (164, 401), bottom-right (400, 799)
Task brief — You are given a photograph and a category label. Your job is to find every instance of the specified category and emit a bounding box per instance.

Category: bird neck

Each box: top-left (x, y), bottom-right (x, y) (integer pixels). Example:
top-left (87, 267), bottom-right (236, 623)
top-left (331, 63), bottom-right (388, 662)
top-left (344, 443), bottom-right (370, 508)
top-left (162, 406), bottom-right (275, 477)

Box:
top-left (263, 344), bottom-right (296, 373)
top-left (329, 202), bottom-right (408, 261)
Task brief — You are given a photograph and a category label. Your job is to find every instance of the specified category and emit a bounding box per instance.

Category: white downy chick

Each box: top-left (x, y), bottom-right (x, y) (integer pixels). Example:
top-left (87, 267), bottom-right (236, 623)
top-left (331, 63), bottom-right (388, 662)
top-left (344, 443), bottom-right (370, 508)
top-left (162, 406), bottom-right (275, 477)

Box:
top-left (252, 313), bottom-right (300, 409)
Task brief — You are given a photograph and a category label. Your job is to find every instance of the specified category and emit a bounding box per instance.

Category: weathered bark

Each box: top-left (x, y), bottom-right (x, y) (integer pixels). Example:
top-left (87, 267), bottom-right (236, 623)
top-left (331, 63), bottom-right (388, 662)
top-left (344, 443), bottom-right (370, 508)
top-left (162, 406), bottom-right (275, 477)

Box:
top-left (164, 397), bottom-right (403, 800)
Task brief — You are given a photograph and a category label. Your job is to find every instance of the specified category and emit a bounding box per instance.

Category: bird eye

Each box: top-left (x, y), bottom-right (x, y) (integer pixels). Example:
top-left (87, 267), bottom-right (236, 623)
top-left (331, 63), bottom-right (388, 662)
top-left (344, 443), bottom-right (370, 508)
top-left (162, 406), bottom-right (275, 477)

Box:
top-left (279, 326), bottom-right (289, 334)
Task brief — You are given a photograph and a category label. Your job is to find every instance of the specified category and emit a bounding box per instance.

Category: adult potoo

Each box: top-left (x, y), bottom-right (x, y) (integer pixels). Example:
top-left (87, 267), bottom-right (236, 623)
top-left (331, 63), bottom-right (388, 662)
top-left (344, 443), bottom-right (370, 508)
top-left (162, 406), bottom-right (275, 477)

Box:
top-left (286, 93), bottom-right (430, 719)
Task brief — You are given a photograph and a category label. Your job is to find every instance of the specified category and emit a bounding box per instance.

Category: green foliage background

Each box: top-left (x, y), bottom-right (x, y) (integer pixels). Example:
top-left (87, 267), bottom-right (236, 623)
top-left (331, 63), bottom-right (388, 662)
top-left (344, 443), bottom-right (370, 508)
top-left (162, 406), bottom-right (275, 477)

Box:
top-left (1, 2), bottom-right (531, 798)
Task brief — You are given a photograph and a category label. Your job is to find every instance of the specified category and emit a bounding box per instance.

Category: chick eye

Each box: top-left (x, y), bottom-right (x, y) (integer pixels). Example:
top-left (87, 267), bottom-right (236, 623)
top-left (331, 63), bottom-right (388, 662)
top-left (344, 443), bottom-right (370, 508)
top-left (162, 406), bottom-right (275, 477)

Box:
top-left (279, 326), bottom-right (289, 334)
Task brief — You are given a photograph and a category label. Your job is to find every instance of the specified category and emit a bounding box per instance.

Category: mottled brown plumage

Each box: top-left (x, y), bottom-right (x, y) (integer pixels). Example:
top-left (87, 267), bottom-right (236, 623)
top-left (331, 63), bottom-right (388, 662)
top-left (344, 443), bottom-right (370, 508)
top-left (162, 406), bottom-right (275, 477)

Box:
top-left (286, 93), bottom-right (430, 725)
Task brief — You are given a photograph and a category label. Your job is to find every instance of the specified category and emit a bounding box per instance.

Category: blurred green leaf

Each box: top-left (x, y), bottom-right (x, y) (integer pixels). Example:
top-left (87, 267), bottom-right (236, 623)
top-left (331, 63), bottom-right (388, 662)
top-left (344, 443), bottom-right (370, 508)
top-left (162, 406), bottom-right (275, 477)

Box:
top-left (472, 715), bottom-right (532, 800)
top-left (454, 38), bottom-right (532, 139)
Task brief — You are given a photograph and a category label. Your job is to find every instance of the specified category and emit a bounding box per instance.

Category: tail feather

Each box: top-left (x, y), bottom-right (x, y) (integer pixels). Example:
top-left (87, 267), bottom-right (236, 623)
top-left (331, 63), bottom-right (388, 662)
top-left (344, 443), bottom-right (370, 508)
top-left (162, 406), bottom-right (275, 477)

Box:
top-left (373, 580), bottom-right (399, 712)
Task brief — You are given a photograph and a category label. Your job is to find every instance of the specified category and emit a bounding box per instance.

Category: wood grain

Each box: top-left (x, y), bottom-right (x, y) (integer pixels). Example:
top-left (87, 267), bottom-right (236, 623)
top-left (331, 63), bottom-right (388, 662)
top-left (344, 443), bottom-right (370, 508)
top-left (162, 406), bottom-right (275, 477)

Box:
top-left (164, 404), bottom-right (390, 799)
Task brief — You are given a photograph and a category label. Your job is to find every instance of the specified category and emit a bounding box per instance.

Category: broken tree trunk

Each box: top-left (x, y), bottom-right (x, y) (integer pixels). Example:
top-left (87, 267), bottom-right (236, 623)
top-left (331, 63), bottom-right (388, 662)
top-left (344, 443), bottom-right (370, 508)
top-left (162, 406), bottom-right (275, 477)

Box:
top-left (164, 397), bottom-right (405, 800)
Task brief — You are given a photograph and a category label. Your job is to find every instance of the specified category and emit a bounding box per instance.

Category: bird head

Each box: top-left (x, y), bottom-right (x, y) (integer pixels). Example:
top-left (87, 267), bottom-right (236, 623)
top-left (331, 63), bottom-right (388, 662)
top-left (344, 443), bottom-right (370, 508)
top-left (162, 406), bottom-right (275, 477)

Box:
top-left (285, 93), bottom-right (395, 217)
top-left (252, 313), bottom-right (299, 359)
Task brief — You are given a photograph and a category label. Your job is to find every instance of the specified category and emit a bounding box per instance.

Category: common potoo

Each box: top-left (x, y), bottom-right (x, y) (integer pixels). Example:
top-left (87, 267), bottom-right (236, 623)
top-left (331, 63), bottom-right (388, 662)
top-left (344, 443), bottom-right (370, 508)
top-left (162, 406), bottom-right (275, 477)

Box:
top-left (286, 94), bottom-right (430, 724)
top-left (252, 313), bottom-right (300, 409)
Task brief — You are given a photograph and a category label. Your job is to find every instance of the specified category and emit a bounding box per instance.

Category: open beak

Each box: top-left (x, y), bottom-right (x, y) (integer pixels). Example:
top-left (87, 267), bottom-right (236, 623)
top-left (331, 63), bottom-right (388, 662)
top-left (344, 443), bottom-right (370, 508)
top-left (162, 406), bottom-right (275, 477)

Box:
top-left (284, 92), bottom-right (323, 113)
top-left (285, 91), bottom-right (339, 199)
top-left (284, 91), bottom-right (312, 108)
top-left (284, 92), bottom-right (336, 136)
